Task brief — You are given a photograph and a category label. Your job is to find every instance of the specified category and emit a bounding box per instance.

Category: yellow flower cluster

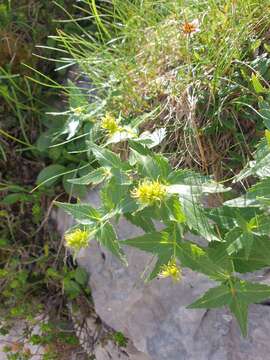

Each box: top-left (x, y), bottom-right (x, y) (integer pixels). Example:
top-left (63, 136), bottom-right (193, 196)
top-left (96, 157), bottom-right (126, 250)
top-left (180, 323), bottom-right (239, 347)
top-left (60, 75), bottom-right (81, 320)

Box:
top-left (65, 229), bottom-right (90, 250)
top-left (159, 259), bottom-right (181, 282)
top-left (101, 113), bottom-right (119, 135)
top-left (131, 179), bottom-right (167, 206)
top-left (73, 106), bottom-right (84, 115)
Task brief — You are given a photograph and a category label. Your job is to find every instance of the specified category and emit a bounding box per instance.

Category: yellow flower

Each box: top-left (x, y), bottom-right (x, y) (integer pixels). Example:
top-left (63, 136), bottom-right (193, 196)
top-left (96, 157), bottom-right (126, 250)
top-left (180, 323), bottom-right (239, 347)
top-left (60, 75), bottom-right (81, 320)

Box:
top-left (131, 179), bottom-right (167, 206)
top-left (159, 259), bottom-right (181, 282)
top-left (101, 113), bottom-right (119, 134)
top-left (65, 229), bottom-right (90, 250)
top-left (182, 19), bottom-right (200, 36)
top-left (72, 106), bottom-right (84, 116)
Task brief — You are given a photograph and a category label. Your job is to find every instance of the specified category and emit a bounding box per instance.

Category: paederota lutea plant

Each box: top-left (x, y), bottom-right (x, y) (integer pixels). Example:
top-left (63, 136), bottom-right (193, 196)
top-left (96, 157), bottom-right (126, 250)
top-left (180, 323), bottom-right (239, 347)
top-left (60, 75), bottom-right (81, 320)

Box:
top-left (56, 110), bottom-right (270, 337)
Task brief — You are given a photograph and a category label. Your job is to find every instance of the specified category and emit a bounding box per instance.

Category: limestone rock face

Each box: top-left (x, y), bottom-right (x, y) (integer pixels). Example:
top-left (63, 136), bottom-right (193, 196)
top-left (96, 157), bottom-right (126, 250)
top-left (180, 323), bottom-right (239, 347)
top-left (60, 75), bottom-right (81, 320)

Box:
top-left (55, 188), bottom-right (270, 360)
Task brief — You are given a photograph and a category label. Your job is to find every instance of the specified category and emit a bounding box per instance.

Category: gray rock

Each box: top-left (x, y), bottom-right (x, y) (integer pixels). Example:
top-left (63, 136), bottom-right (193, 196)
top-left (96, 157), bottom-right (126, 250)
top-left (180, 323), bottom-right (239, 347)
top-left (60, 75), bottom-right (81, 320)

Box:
top-left (55, 188), bottom-right (270, 360)
top-left (0, 318), bottom-right (45, 360)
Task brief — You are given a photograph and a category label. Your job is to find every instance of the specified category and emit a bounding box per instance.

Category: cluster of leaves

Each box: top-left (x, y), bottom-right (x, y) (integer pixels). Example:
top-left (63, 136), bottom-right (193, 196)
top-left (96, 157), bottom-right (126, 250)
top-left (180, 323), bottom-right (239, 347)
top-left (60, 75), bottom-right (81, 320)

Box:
top-left (34, 80), bottom-right (98, 198)
top-left (57, 111), bottom-right (270, 336)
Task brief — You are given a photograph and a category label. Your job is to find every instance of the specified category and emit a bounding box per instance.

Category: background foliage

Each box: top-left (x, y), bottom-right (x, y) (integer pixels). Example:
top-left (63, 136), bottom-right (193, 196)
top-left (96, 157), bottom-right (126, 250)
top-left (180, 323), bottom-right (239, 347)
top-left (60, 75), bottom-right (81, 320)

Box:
top-left (0, 1), bottom-right (94, 359)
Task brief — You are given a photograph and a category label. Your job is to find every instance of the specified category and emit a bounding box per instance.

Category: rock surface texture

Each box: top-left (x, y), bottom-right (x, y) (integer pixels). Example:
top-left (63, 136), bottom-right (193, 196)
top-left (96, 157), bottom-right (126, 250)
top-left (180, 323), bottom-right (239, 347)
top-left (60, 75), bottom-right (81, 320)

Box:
top-left (55, 188), bottom-right (270, 360)
top-left (0, 319), bottom-right (44, 360)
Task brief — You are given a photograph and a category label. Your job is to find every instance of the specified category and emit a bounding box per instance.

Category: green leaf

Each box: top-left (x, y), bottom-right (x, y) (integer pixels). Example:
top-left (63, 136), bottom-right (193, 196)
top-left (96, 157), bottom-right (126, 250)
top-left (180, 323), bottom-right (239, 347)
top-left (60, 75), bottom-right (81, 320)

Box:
top-left (259, 100), bottom-right (270, 129)
top-left (96, 222), bottom-right (126, 263)
top-left (111, 168), bottom-right (132, 186)
top-left (134, 153), bottom-right (171, 181)
top-left (175, 242), bottom-right (226, 280)
top-left (63, 278), bottom-right (81, 299)
top-left (168, 170), bottom-right (230, 199)
top-left (122, 230), bottom-right (171, 254)
top-left (224, 214), bottom-right (269, 260)
top-left (225, 178), bottom-right (270, 208)
top-left (207, 206), bottom-right (239, 230)
top-left (234, 280), bottom-right (270, 304)
top-left (62, 173), bottom-right (87, 198)
top-left (207, 241), bottom-right (234, 273)
top-left (122, 227), bottom-right (179, 281)
top-left (251, 73), bottom-right (266, 94)
top-left (188, 284), bottom-right (231, 309)
top-left (100, 177), bottom-right (129, 212)
top-left (224, 195), bottom-right (258, 208)
top-left (189, 279), bottom-right (270, 336)
top-left (1, 193), bottom-right (32, 205)
top-left (231, 280), bottom-right (270, 336)
top-left (147, 251), bottom-right (173, 281)
top-left (36, 165), bottom-right (66, 187)
top-left (115, 196), bottom-right (138, 215)
top-left (55, 202), bottom-right (101, 225)
top-left (225, 227), bottom-right (254, 260)
top-left (57, 82), bottom-right (90, 137)
top-left (229, 298), bottom-right (248, 336)
top-left (91, 143), bottom-right (130, 170)
top-left (74, 267), bottom-right (89, 286)
top-left (168, 169), bottom-right (210, 185)
top-left (181, 198), bottom-right (220, 242)
top-left (167, 182), bottom-right (228, 197)
top-left (248, 214), bottom-right (270, 236)
top-left (124, 213), bottom-right (156, 233)
top-left (166, 196), bottom-right (186, 223)
top-left (233, 236), bottom-right (270, 273)
top-left (36, 131), bottom-right (52, 152)
top-left (248, 178), bottom-right (270, 201)
top-left (68, 167), bottom-right (108, 185)
top-left (128, 139), bottom-right (153, 156)
top-left (234, 139), bottom-right (270, 181)
top-left (156, 197), bottom-right (186, 225)
top-left (68, 80), bottom-right (88, 109)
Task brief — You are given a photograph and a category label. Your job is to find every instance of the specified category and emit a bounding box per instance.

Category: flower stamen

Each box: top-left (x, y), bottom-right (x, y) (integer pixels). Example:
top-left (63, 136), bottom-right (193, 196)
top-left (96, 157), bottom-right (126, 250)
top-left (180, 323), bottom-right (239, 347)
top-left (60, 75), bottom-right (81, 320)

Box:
top-left (65, 229), bottom-right (90, 250)
top-left (182, 19), bottom-right (200, 36)
top-left (101, 113), bottom-right (120, 135)
top-left (159, 259), bottom-right (181, 282)
top-left (131, 179), bottom-right (167, 206)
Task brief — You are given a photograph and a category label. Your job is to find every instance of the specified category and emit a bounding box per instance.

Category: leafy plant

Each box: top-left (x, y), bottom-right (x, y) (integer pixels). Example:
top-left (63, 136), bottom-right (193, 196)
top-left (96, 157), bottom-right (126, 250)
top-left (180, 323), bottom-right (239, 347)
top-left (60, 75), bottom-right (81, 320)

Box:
top-left (112, 331), bottom-right (128, 348)
top-left (49, 0), bottom-right (270, 338)
top-left (56, 119), bottom-right (270, 336)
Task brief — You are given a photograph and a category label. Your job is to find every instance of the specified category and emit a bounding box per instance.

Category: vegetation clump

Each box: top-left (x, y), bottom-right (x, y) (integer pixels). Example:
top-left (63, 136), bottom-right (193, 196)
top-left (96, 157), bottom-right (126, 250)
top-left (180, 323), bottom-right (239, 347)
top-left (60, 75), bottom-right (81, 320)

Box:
top-left (54, 0), bottom-right (270, 337)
